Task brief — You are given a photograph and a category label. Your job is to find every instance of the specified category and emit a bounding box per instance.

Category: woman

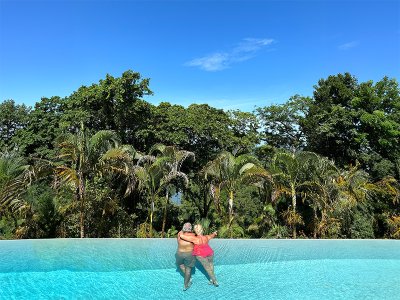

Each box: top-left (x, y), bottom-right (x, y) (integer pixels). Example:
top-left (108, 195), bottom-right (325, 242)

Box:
top-left (180, 224), bottom-right (219, 286)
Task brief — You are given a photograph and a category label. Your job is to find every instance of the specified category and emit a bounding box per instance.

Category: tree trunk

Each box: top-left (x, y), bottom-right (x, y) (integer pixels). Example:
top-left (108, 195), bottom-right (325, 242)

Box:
top-left (78, 173), bottom-right (85, 238)
top-left (202, 188), bottom-right (207, 218)
top-left (161, 191), bottom-right (169, 238)
top-left (291, 184), bottom-right (297, 239)
top-left (313, 210), bottom-right (318, 238)
top-left (80, 205), bottom-right (84, 238)
top-left (228, 190), bottom-right (234, 238)
top-left (149, 197), bottom-right (154, 237)
top-left (321, 210), bottom-right (327, 238)
top-left (229, 191), bottom-right (234, 223)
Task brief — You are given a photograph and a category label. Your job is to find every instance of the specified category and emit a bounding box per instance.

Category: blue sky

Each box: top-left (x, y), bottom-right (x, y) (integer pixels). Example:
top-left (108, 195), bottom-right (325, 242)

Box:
top-left (0, 0), bottom-right (399, 112)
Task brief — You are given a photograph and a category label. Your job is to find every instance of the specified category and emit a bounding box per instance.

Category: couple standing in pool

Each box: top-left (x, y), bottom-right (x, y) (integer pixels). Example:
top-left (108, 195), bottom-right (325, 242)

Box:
top-left (175, 222), bottom-right (219, 291)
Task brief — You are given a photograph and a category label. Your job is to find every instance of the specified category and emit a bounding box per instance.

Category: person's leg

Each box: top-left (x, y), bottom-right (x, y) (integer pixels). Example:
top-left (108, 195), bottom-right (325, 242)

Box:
top-left (179, 264), bottom-right (185, 274)
top-left (183, 253), bottom-right (195, 290)
top-left (175, 252), bottom-right (185, 275)
top-left (196, 256), bottom-right (217, 284)
top-left (183, 266), bottom-right (192, 290)
top-left (207, 255), bottom-right (218, 286)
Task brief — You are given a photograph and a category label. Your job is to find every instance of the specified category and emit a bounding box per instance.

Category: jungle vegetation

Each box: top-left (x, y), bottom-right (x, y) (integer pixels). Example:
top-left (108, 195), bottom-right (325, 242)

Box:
top-left (0, 71), bottom-right (399, 239)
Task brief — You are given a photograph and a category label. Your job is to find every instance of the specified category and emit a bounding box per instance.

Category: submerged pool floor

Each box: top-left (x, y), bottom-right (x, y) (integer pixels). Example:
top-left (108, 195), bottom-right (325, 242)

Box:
top-left (0, 239), bottom-right (399, 299)
top-left (1, 259), bottom-right (400, 299)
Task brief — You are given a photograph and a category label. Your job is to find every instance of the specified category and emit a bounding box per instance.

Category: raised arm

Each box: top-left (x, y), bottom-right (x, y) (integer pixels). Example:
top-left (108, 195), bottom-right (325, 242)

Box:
top-left (206, 231), bottom-right (218, 241)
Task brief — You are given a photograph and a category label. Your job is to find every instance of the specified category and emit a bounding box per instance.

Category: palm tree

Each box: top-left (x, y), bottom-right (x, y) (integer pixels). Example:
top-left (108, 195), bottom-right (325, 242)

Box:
top-left (0, 151), bottom-right (31, 211)
top-left (185, 176), bottom-right (215, 220)
top-left (134, 144), bottom-right (194, 237)
top-left (55, 126), bottom-right (119, 238)
top-left (149, 144), bottom-right (194, 237)
top-left (301, 155), bottom-right (339, 238)
top-left (335, 164), bottom-right (372, 209)
top-left (203, 151), bottom-right (259, 232)
top-left (271, 150), bottom-right (322, 238)
top-left (370, 176), bottom-right (400, 239)
top-left (0, 151), bottom-right (51, 238)
top-left (0, 151), bottom-right (34, 236)
top-left (241, 163), bottom-right (280, 237)
top-left (99, 144), bottom-right (140, 197)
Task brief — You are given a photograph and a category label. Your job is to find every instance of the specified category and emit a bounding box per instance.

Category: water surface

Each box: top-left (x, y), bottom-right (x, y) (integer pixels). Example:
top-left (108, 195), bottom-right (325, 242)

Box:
top-left (0, 239), bottom-right (399, 299)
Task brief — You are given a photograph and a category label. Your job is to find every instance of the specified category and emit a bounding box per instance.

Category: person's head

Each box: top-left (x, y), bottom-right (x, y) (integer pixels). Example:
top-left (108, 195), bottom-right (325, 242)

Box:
top-left (182, 222), bottom-right (192, 233)
top-left (194, 224), bottom-right (203, 235)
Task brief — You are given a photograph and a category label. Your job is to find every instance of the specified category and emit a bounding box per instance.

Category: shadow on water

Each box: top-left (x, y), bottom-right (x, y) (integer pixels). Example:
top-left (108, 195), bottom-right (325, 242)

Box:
top-left (174, 260), bottom-right (210, 281)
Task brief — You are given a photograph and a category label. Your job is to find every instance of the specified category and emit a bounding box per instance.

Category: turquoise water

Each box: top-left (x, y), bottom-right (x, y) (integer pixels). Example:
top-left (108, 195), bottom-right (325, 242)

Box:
top-left (0, 239), bottom-right (399, 299)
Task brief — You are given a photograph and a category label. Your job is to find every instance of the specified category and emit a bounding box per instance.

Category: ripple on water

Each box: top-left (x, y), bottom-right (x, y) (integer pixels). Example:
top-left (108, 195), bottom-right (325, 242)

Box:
top-left (1, 258), bottom-right (399, 300)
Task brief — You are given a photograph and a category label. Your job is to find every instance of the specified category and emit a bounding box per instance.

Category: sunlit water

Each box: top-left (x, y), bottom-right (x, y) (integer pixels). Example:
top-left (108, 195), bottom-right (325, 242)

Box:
top-left (0, 239), bottom-right (399, 299)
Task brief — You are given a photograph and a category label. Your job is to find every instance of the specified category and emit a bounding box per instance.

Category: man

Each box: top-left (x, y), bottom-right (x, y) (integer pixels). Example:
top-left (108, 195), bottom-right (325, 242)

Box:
top-left (176, 222), bottom-right (196, 291)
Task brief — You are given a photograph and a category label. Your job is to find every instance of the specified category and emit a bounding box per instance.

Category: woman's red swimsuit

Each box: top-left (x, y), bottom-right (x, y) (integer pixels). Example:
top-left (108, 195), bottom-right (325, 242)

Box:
top-left (192, 235), bottom-right (214, 257)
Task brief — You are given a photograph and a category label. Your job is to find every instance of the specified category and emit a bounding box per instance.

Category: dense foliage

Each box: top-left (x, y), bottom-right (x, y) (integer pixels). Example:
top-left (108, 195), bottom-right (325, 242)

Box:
top-left (1, 71), bottom-right (399, 239)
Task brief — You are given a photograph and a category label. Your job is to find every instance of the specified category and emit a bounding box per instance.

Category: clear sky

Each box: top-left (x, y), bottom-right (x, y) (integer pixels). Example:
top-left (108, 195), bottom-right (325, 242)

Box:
top-left (0, 0), bottom-right (399, 112)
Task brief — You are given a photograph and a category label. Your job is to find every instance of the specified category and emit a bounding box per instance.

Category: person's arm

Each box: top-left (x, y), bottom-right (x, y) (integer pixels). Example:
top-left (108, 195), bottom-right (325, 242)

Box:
top-left (205, 231), bottom-right (218, 242)
top-left (180, 232), bottom-right (201, 244)
top-left (181, 231), bottom-right (218, 244)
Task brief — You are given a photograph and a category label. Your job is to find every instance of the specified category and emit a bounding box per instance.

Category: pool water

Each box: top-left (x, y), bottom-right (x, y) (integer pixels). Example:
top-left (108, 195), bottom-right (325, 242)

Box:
top-left (0, 239), bottom-right (399, 299)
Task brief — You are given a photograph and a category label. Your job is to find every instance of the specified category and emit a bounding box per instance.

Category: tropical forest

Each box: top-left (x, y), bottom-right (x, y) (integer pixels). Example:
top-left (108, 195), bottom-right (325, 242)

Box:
top-left (0, 70), bottom-right (399, 240)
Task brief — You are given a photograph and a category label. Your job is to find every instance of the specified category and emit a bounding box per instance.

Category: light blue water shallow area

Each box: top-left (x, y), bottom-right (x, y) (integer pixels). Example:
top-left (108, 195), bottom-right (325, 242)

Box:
top-left (0, 239), bottom-right (399, 300)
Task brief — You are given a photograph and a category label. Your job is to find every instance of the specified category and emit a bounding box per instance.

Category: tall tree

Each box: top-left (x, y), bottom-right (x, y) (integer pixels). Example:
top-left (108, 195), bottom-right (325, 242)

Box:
top-left (303, 73), bottom-right (360, 166)
top-left (55, 126), bottom-right (119, 238)
top-left (301, 155), bottom-right (340, 238)
top-left (256, 95), bottom-right (311, 151)
top-left (183, 176), bottom-right (215, 220)
top-left (271, 150), bottom-right (321, 238)
top-left (0, 150), bottom-right (36, 238)
top-left (149, 103), bottom-right (246, 170)
top-left (0, 100), bottom-right (30, 150)
top-left (150, 144), bottom-right (194, 237)
top-left (62, 70), bottom-right (153, 145)
top-left (354, 77), bottom-right (400, 179)
top-left (203, 151), bottom-right (259, 233)
top-left (333, 164), bottom-right (379, 238)
top-left (227, 110), bottom-right (260, 154)
top-left (133, 145), bottom-right (193, 237)
top-left (17, 96), bottom-right (63, 159)
top-left (0, 151), bottom-right (31, 212)
top-left (303, 73), bottom-right (400, 180)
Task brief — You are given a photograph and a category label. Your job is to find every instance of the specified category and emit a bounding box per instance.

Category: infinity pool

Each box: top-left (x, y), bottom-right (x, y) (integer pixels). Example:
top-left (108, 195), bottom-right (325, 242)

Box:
top-left (0, 239), bottom-right (399, 299)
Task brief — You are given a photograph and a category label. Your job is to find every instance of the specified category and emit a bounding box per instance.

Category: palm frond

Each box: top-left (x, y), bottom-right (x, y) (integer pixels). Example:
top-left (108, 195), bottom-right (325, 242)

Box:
top-left (89, 130), bottom-right (119, 150)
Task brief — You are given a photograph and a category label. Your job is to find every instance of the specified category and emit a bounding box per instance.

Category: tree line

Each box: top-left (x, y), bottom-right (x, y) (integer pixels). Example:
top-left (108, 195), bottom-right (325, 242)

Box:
top-left (0, 70), bottom-right (399, 239)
